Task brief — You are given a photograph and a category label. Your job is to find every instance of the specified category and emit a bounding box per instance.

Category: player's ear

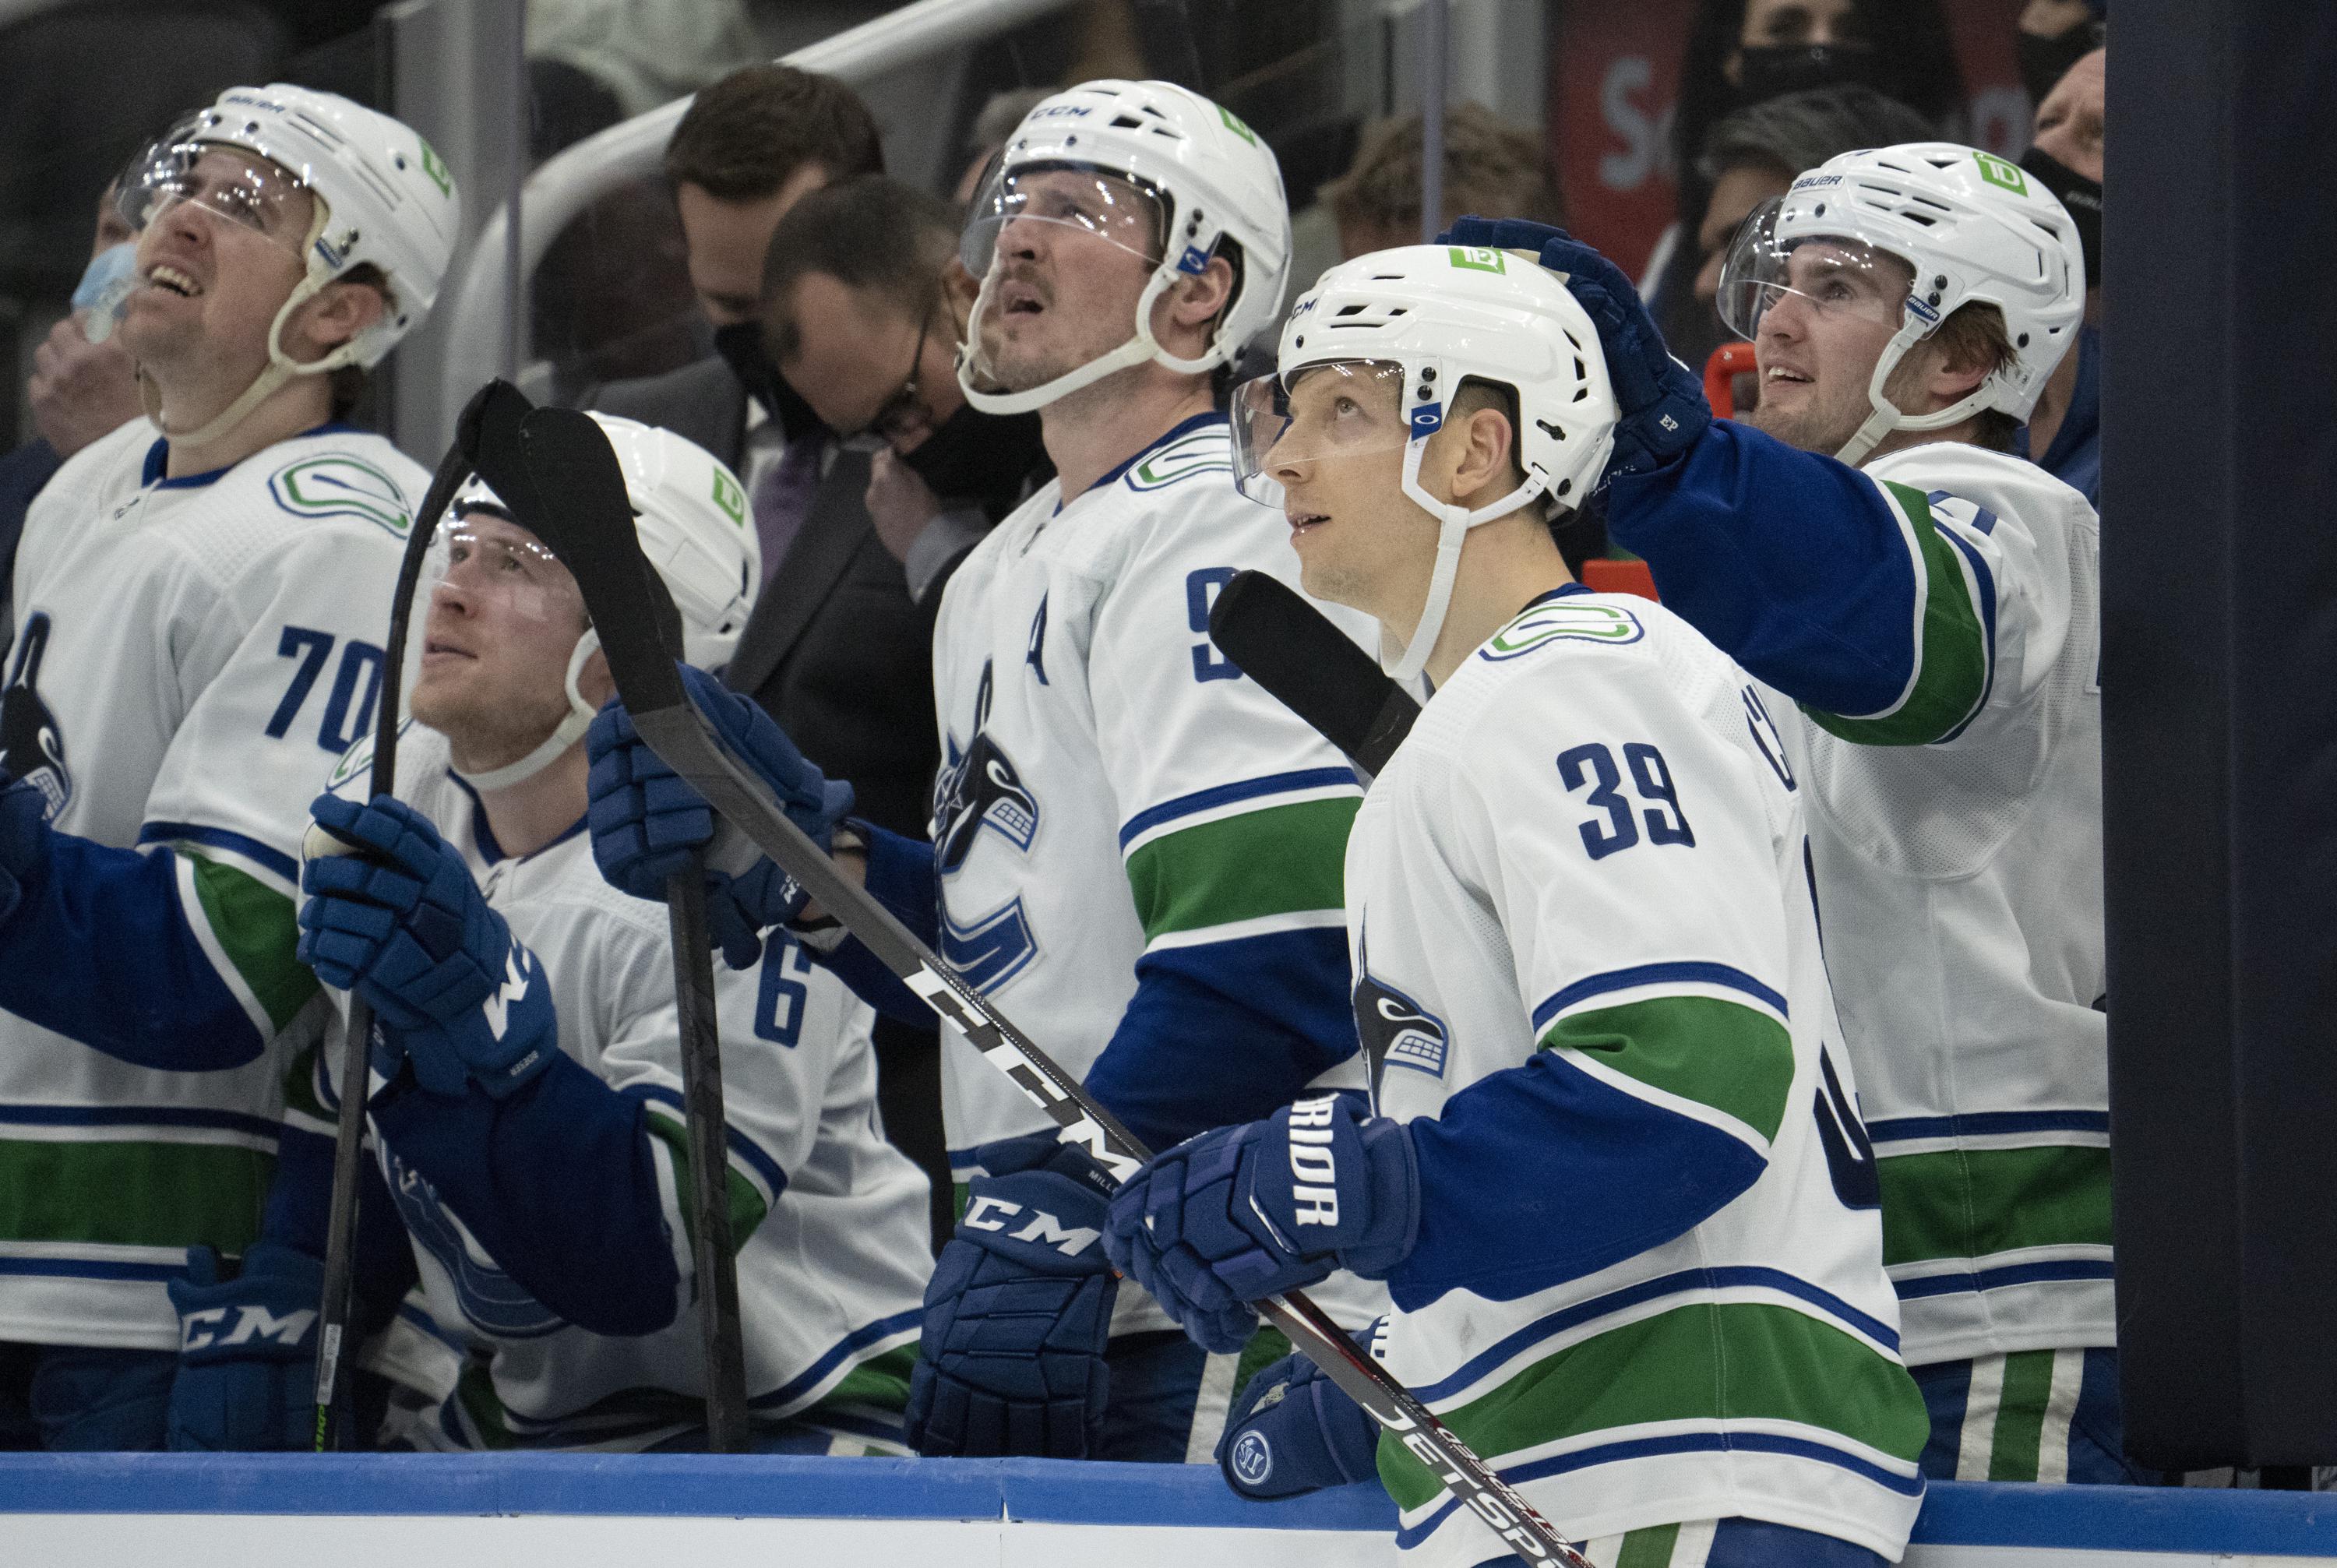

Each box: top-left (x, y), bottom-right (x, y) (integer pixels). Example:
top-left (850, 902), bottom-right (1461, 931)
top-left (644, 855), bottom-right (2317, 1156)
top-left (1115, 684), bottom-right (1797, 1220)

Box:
top-left (293, 277), bottom-right (386, 361)
top-left (942, 259), bottom-right (980, 329)
top-left (1447, 407), bottom-right (1517, 508)
top-left (573, 642), bottom-right (615, 712)
top-left (1162, 253), bottom-right (1235, 331)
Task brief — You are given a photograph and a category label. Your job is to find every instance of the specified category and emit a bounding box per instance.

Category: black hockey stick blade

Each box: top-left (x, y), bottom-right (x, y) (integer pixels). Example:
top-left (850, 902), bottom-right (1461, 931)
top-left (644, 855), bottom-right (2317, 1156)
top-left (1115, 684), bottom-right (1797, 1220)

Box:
top-left (313, 379), bottom-right (524, 1450)
top-left (1207, 570), bottom-right (1419, 777)
top-left (510, 405), bottom-right (750, 1452)
top-left (517, 421), bottom-right (1581, 1564)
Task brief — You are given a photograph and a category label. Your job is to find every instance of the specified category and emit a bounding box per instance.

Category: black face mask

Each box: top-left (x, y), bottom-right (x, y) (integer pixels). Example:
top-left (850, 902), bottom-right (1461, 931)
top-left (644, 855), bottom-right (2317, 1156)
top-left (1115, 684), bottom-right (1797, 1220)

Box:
top-left (2019, 144), bottom-right (2102, 290)
top-left (899, 402), bottom-right (1051, 524)
top-left (2018, 20), bottom-right (2104, 107)
top-left (1735, 43), bottom-right (1884, 106)
top-left (710, 319), bottom-right (831, 445)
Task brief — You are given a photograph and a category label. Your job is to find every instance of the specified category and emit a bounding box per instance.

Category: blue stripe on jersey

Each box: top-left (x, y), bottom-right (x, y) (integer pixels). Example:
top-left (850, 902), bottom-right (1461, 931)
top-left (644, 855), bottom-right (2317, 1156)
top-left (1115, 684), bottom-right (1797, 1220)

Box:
top-left (1602, 419), bottom-right (1931, 719)
top-left (1393, 1050), bottom-right (1769, 1313)
top-left (1412, 1264), bottom-right (1901, 1404)
top-left (1084, 923), bottom-right (1357, 1154)
top-left (370, 1049), bottom-right (679, 1338)
top-left (0, 1256), bottom-right (190, 1282)
top-left (1530, 960), bottom-right (1789, 1032)
top-left (259, 1119), bottom-right (418, 1320)
top-left (1087, 411), bottom-right (1226, 494)
top-left (138, 821), bottom-right (299, 883)
top-left (1891, 1258), bottom-right (2117, 1301)
top-left (1116, 767), bottom-right (1361, 850)
top-left (397, 1300), bottom-right (470, 1357)
top-left (749, 1307), bottom-right (923, 1411)
top-left (0, 826), bottom-right (262, 1069)
top-left (0, 1103), bottom-right (282, 1140)
top-left (623, 1083), bottom-right (791, 1199)
top-left (1930, 491), bottom-right (2000, 536)
top-left (1866, 1109), bottom-right (2110, 1143)
top-left (1931, 525), bottom-right (2000, 745)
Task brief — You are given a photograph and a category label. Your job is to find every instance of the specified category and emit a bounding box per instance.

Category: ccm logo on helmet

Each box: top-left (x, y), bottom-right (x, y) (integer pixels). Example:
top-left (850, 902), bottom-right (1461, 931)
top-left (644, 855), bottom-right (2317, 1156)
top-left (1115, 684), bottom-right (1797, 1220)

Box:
top-left (964, 1195), bottom-right (1102, 1256)
top-left (1288, 1095), bottom-right (1342, 1228)
top-left (1031, 104), bottom-right (1093, 120)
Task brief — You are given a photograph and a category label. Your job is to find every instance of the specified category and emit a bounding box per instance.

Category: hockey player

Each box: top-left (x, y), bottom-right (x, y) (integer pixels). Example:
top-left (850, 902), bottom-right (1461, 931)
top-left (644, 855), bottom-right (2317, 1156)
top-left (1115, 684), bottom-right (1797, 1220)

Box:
top-left (171, 415), bottom-right (933, 1452)
top-left (584, 79), bottom-right (1378, 1461)
top-left (1443, 146), bottom-right (2122, 1483)
top-left (0, 86), bottom-right (456, 1449)
top-left (1102, 245), bottom-right (1928, 1567)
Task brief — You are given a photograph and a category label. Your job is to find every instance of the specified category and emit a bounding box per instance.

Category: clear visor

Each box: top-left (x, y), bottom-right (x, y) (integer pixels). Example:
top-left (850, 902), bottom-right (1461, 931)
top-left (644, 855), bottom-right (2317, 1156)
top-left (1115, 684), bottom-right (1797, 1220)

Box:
top-left (115, 125), bottom-right (314, 253)
top-left (1228, 361), bottom-right (1413, 509)
top-left (959, 161), bottom-right (1164, 281)
top-left (423, 510), bottom-right (583, 625)
top-left (1715, 196), bottom-right (1917, 342)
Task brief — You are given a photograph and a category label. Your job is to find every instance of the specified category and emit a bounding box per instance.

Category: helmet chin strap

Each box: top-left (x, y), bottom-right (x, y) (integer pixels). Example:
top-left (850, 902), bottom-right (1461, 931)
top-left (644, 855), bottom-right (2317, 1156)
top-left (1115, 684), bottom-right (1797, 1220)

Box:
top-left (453, 630), bottom-right (603, 792)
top-left (957, 252), bottom-right (1226, 415)
top-left (1385, 440), bottom-right (1543, 684)
top-left (1831, 308), bottom-right (2004, 467)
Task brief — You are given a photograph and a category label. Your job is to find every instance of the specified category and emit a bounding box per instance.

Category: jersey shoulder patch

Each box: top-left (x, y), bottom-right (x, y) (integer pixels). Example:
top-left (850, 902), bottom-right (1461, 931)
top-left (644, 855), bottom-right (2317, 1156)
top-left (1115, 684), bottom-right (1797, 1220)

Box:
top-left (267, 450), bottom-right (414, 539)
top-left (1476, 597), bottom-right (1647, 663)
top-left (1122, 428), bottom-right (1232, 493)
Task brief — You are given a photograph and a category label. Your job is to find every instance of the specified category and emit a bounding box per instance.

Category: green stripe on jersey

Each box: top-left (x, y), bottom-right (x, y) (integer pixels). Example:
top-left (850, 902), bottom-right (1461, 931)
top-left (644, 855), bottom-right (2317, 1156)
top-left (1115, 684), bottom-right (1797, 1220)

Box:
top-left (1375, 1299), bottom-right (1926, 1512)
top-left (283, 1043), bottom-right (328, 1122)
top-left (1877, 1143), bottom-right (2112, 1268)
top-left (1542, 995), bottom-right (1794, 1143)
top-left (0, 1137), bottom-right (270, 1251)
top-left (1616, 1524), bottom-right (1682, 1568)
top-left (1988, 1348), bottom-right (2057, 1482)
top-left (182, 850), bottom-right (319, 1031)
top-left (811, 1341), bottom-right (918, 1416)
top-left (643, 1111), bottom-right (771, 1255)
top-left (1801, 481), bottom-right (1987, 748)
top-left (1125, 796), bottom-right (1356, 942)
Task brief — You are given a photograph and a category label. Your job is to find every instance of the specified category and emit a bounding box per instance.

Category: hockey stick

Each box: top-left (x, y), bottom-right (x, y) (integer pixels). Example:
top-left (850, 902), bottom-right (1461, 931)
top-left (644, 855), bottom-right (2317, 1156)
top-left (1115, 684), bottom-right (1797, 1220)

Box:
top-left (1207, 569), bottom-right (1420, 778)
top-left (468, 403), bottom-right (753, 1451)
top-left (311, 380), bottom-right (528, 1450)
top-left (513, 406), bottom-right (1584, 1568)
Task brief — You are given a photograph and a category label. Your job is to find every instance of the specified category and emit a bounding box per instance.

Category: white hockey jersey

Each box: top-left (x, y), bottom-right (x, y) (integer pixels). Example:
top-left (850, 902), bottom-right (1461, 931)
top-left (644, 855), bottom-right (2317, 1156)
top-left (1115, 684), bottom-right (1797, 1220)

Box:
top-left (0, 417), bottom-right (420, 1348)
top-left (1778, 445), bottom-right (2106, 1369)
top-left (1348, 588), bottom-right (1925, 1565)
top-left (308, 726), bottom-right (932, 1450)
top-left (926, 413), bottom-right (1382, 1337)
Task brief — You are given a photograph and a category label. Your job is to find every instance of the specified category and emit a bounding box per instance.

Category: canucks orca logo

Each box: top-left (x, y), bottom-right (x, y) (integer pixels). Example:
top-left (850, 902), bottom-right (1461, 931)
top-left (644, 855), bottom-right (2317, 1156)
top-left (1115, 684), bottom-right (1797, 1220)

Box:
top-left (1, 614), bottom-right (70, 819)
top-left (386, 1150), bottom-right (562, 1338)
top-left (1352, 927), bottom-right (1449, 1101)
top-left (932, 661), bottom-right (1038, 873)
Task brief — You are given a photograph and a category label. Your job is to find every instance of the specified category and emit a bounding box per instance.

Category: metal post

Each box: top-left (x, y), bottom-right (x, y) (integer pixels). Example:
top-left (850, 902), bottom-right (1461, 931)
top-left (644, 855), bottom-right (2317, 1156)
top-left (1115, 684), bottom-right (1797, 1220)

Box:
top-left (1419, 0), bottom-right (1449, 242)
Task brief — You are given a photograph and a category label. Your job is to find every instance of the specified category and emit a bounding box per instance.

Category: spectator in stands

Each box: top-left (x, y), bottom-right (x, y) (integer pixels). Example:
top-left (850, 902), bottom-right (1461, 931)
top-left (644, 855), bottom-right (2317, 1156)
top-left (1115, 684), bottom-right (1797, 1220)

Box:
top-left (762, 175), bottom-right (1049, 608)
top-left (2015, 44), bottom-right (2103, 506)
top-left (1317, 102), bottom-right (1563, 263)
top-left (2014, 0), bottom-right (2106, 107)
top-left (953, 87), bottom-right (1057, 205)
top-left (0, 181), bottom-right (144, 650)
top-left (1690, 85), bottom-right (1939, 411)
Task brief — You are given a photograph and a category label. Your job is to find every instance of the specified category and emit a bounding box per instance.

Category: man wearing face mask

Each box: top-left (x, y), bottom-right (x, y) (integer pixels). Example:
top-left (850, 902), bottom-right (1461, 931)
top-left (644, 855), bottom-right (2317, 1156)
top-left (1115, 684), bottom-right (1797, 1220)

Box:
top-left (2015, 44), bottom-right (2104, 507)
top-left (2015, 0), bottom-right (2106, 111)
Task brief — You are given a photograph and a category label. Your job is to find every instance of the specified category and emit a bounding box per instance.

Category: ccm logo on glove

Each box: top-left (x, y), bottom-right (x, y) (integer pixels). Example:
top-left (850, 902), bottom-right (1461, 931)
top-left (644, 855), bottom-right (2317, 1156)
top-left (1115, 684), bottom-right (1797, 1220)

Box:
top-left (962, 1195), bottom-right (1102, 1258)
top-left (179, 1304), bottom-right (315, 1352)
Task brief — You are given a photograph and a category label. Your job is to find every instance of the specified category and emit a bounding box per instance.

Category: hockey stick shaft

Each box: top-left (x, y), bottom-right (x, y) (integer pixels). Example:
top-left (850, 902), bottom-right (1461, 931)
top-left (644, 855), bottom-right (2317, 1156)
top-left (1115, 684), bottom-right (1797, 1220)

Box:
top-left (1206, 571), bottom-right (1420, 778)
top-left (513, 411), bottom-right (1582, 1566)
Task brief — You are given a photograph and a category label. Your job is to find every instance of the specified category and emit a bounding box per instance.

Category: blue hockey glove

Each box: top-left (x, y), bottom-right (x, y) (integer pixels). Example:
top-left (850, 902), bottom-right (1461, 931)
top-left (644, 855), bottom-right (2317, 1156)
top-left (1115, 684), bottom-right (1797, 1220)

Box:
top-left (904, 1133), bottom-right (1119, 1459)
top-left (0, 770), bottom-right (48, 925)
top-left (1440, 217), bottom-right (1711, 480)
top-left (1218, 1338), bottom-right (1382, 1500)
top-left (585, 662), bottom-right (854, 969)
top-left (1103, 1095), bottom-right (1419, 1355)
top-left (298, 792), bottom-right (557, 1099)
top-left (166, 1243), bottom-right (324, 1452)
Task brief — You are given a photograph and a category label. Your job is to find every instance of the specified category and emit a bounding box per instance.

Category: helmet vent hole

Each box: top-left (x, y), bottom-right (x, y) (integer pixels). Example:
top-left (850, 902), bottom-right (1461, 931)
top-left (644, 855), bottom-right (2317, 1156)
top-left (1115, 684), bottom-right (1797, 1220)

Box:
top-left (1387, 307), bottom-right (1407, 316)
top-left (1574, 358), bottom-right (1587, 379)
top-left (1334, 303), bottom-right (1369, 317)
top-left (1571, 387), bottom-right (1588, 403)
top-left (1111, 115), bottom-right (1144, 129)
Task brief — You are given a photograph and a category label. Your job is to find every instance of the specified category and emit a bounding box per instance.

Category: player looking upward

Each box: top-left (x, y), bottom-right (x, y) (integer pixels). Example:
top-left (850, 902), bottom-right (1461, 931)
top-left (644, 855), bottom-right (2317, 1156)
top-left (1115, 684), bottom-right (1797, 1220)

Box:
top-left (0, 86), bottom-right (455, 1450)
top-left (1101, 245), bottom-right (1927, 1568)
top-left (587, 79), bottom-right (1380, 1462)
top-left (1444, 143), bottom-right (2122, 1483)
top-left (168, 416), bottom-right (933, 1453)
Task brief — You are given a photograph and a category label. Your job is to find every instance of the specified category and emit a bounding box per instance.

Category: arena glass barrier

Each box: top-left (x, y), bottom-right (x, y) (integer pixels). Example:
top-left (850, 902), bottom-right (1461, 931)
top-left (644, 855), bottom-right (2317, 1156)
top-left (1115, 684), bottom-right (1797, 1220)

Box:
top-left (2, 1454), bottom-right (2334, 1567)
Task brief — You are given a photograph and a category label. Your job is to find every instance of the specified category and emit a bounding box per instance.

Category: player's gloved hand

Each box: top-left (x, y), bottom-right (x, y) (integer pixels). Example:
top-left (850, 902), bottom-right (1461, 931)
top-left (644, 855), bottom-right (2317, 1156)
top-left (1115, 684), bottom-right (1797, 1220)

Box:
top-left (298, 792), bottom-right (557, 1100)
top-left (1103, 1094), bottom-right (1419, 1355)
top-left (0, 769), bottom-right (50, 925)
top-left (165, 1243), bottom-right (325, 1451)
top-left (1440, 217), bottom-right (1711, 480)
top-left (584, 661), bottom-right (854, 969)
top-left (904, 1132), bottom-right (1119, 1459)
top-left (1217, 1337), bottom-right (1382, 1500)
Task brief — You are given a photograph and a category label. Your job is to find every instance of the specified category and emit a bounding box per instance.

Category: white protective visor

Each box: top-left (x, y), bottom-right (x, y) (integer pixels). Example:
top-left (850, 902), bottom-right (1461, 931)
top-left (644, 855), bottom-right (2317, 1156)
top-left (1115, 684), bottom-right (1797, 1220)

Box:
top-left (1715, 196), bottom-right (1921, 343)
top-left (1228, 360), bottom-right (1412, 511)
top-left (115, 122), bottom-right (316, 258)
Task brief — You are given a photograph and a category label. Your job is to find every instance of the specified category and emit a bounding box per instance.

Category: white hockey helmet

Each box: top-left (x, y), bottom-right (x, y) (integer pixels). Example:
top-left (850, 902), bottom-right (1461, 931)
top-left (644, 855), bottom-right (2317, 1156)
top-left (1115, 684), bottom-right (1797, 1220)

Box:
top-left (1230, 244), bottom-right (1619, 682)
top-left (435, 413), bottom-right (758, 789)
top-left (1716, 141), bottom-right (2085, 464)
top-left (956, 78), bottom-right (1292, 413)
top-left (118, 84), bottom-right (460, 443)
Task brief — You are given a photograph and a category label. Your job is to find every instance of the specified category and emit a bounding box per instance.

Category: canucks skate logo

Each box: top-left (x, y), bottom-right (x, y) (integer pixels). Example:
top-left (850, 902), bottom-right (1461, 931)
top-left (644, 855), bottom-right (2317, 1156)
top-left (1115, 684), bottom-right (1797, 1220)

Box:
top-left (1352, 928), bottom-right (1449, 1101)
top-left (932, 661), bottom-right (1038, 873)
top-left (386, 1150), bottom-right (562, 1338)
top-left (0, 614), bottom-right (71, 819)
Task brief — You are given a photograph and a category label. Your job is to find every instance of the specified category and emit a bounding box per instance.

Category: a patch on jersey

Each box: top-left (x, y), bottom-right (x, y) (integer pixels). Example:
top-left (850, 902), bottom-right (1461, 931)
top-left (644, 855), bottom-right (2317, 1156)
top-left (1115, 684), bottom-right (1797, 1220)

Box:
top-left (269, 454), bottom-right (414, 538)
top-left (1353, 928), bottom-right (1450, 1101)
top-left (1126, 435), bottom-right (1232, 492)
top-left (941, 893), bottom-right (1039, 992)
top-left (1479, 601), bottom-right (1645, 661)
top-left (386, 1147), bottom-right (563, 1338)
top-left (0, 612), bottom-right (70, 818)
top-left (932, 661), bottom-right (1040, 873)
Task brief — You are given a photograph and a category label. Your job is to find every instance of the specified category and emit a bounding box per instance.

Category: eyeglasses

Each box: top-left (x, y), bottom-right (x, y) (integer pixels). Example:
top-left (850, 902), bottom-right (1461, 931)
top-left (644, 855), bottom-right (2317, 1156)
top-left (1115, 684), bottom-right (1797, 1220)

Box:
top-left (842, 295), bottom-right (940, 450)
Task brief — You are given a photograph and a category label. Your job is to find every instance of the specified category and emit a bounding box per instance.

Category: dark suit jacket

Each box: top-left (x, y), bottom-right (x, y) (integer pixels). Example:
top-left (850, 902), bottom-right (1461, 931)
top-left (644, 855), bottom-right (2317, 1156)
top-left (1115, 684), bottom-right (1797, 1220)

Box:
top-left (583, 358), bottom-right (940, 840)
